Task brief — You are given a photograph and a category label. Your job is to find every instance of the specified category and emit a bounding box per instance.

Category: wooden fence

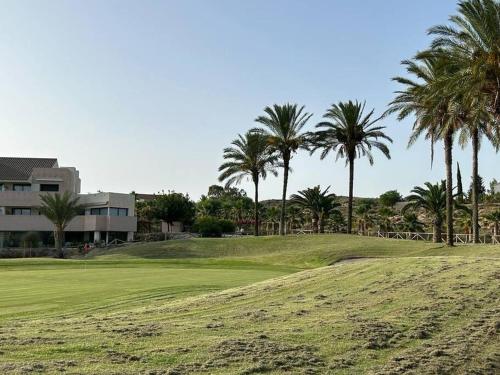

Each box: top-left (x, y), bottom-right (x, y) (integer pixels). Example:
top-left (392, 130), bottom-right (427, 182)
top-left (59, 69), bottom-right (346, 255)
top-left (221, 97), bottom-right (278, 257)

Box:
top-left (368, 231), bottom-right (499, 244)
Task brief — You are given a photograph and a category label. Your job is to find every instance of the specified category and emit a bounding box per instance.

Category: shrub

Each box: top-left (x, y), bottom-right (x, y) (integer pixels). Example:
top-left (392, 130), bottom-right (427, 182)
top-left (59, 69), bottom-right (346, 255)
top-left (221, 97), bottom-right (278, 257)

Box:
top-left (219, 219), bottom-right (236, 233)
top-left (192, 217), bottom-right (236, 237)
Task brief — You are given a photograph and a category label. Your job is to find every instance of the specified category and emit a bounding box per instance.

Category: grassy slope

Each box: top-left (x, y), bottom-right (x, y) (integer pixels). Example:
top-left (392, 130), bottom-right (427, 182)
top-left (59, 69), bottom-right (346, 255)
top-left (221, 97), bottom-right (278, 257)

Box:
top-left (0, 235), bottom-right (499, 374)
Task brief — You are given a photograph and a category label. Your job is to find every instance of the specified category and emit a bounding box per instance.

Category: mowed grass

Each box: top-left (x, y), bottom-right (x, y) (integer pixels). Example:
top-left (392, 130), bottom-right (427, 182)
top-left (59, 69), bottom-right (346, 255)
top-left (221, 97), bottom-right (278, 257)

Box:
top-left (0, 235), bottom-right (499, 374)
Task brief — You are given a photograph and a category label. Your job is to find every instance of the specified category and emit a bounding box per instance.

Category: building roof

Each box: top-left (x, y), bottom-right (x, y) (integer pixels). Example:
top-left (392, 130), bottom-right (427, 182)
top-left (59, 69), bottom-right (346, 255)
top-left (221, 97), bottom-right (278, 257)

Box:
top-left (0, 157), bottom-right (58, 181)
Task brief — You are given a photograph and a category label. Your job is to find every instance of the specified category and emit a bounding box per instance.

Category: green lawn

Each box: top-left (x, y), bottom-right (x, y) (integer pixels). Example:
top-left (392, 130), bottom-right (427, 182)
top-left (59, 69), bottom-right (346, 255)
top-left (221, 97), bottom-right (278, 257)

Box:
top-left (0, 235), bottom-right (498, 374)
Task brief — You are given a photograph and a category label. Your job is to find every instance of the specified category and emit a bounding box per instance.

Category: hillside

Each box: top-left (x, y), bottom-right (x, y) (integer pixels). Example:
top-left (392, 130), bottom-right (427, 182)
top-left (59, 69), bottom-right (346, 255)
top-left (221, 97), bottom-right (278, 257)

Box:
top-left (0, 235), bottom-right (499, 374)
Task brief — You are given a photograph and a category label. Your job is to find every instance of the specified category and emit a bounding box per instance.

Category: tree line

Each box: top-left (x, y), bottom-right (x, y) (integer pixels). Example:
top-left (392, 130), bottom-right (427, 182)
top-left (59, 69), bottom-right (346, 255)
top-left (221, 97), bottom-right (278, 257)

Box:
top-left (218, 0), bottom-right (500, 246)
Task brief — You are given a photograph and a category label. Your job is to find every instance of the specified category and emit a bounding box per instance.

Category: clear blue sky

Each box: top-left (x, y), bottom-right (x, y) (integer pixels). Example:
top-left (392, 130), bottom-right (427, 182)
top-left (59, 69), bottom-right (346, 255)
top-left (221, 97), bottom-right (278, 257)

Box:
top-left (0, 0), bottom-right (497, 199)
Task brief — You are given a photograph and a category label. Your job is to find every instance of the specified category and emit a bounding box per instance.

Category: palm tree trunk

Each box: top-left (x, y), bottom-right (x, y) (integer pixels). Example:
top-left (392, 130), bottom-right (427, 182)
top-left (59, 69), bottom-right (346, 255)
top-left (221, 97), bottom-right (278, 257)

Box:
top-left (433, 220), bottom-right (442, 243)
top-left (279, 155), bottom-right (290, 236)
top-left (444, 131), bottom-right (454, 247)
top-left (347, 158), bottom-right (354, 234)
top-left (56, 227), bottom-right (65, 258)
top-left (253, 178), bottom-right (259, 236)
top-left (471, 128), bottom-right (480, 243)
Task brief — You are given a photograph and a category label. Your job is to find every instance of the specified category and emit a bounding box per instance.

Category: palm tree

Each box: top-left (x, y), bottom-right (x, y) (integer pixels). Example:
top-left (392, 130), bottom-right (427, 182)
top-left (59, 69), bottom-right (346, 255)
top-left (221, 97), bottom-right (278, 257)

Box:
top-left (429, 0), bottom-right (500, 123)
top-left (218, 131), bottom-right (278, 236)
top-left (428, 0), bottom-right (500, 242)
top-left (403, 181), bottom-right (446, 243)
top-left (484, 210), bottom-right (500, 237)
top-left (39, 192), bottom-right (81, 258)
top-left (389, 54), bottom-right (460, 246)
top-left (377, 207), bottom-right (394, 233)
top-left (355, 204), bottom-right (372, 235)
top-left (290, 186), bottom-right (340, 233)
top-left (265, 206), bottom-right (280, 235)
top-left (328, 210), bottom-right (345, 233)
top-left (286, 205), bottom-right (302, 234)
top-left (255, 103), bottom-right (312, 235)
top-left (401, 212), bottom-right (425, 233)
top-left (309, 100), bottom-right (392, 234)
top-left (456, 207), bottom-right (473, 242)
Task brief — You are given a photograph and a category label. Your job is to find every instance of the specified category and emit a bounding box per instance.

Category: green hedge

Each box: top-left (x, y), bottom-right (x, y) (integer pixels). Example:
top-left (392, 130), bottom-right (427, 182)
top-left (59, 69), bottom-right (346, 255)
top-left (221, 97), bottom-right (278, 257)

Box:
top-left (192, 217), bottom-right (236, 237)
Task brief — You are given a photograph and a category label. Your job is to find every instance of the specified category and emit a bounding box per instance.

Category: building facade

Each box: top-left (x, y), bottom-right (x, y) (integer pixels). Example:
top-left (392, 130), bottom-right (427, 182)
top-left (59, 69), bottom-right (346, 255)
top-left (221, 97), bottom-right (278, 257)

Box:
top-left (0, 157), bottom-right (137, 248)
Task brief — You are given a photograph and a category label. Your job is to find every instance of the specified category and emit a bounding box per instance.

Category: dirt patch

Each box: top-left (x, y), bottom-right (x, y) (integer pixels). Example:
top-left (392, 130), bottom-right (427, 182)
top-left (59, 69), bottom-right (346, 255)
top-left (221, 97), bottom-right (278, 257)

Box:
top-left (106, 349), bottom-right (142, 364)
top-left (183, 337), bottom-right (326, 374)
top-left (375, 306), bottom-right (500, 374)
top-left (350, 320), bottom-right (403, 349)
top-left (108, 323), bottom-right (161, 338)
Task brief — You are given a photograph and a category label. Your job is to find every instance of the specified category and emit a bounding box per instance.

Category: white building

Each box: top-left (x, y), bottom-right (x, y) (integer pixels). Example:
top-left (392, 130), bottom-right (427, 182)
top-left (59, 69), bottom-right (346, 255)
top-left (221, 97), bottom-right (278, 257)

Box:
top-left (0, 157), bottom-right (137, 248)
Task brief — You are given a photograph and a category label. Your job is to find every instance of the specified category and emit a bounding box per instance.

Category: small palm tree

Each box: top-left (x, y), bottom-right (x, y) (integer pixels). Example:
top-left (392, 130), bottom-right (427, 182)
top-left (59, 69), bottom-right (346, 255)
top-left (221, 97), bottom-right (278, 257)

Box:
top-left (290, 186), bottom-right (340, 233)
top-left (403, 181), bottom-right (446, 243)
top-left (39, 192), bottom-right (81, 258)
top-left (309, 100), bottom-right (392, 234)
top-left (401, 212), bottom-right (425, 233)
top-left (218, 131), bottom-right (278, 236)
top-left (355, 204), bottom-right (372, 235)
top-left (456, 207), bottom-right (473, 242)
top-left (265, 206), bottom-right (280, 235)
top-left (377, 207), bottom-right (394, 233)
top-left (484, 210), bottom-right (500, 237)
top-left (328, 210), bottom-right (345, 233)
top-left (255, 103), bottom-right (313, 235)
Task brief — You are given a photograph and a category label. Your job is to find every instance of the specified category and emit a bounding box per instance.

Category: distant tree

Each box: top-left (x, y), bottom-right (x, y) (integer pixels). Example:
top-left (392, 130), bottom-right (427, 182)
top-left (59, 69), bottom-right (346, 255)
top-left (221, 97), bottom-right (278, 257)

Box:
top-left (151, 192), bottom-right (196, 232)
top-left (379, 190), bottom-right (402, 207)
top-left (467, 175), bottom-right (486, 202)
top-left (309, 100), bottom-right (392, 234)
top-left (39, 192), bottom-right (81, 258)
top-left (255, 103), bottom-right (313, 235)
top-left (403, 181), bottom-right (446, 243)
top-left (488, 178), bottom-right (499, 195)
top-left (207, 185), bottom-right (225, 199)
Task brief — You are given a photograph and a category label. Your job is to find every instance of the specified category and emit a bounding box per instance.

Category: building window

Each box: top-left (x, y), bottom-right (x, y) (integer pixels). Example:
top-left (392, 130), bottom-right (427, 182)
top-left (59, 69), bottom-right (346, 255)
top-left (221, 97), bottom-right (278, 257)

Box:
top-left (109, 208), bottom-right (128, 217)
top-left (0, 184), bottom-right (4, 191)
top-left (12, 208), bottom-right (31, 215)
top-left (13, 184), bottom-right (31, 192)
top-left (90, 207), bottom-right (108, 216)
top-left (40, 184), bottom-right (59, 192)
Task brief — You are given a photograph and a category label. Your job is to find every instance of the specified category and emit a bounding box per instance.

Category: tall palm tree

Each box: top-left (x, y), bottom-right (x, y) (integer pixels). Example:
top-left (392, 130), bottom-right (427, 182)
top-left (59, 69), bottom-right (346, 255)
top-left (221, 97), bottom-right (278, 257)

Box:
top-left (429, 0), bottom-right (500, 123)
top-left (428, 0), bottom-right (500, 242)
top-left (39, 192), bottom-right (81, 258)
top-left (455, 109), bottom-right (496, 242)
top-left (309, 101), bottom-right (392, 234)
top-left (218, 131), bottom-right (278, 236)
top-left (290, 186), bottom-right (340, 233)
top-left (403, 181), bottom-right (447, 243)
top-left (389, 54), bottom-right (460, 246)
top-left (255, 103), bottom-right (312, 235)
